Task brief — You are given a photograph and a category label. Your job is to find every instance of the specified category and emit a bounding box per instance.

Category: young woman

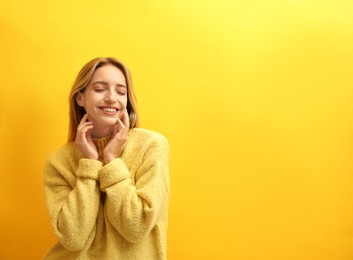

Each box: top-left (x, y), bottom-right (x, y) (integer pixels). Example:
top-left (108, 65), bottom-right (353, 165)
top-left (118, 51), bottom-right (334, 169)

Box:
top-left (43, 57), bottom-right (170, 259)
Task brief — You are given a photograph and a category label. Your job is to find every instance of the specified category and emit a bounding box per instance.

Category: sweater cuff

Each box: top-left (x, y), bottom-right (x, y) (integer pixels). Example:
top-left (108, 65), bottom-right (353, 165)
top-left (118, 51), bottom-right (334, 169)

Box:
top-left (76, 158), bottom-right (102, 180)
top-left (99, 158), bottom-right (130, 191)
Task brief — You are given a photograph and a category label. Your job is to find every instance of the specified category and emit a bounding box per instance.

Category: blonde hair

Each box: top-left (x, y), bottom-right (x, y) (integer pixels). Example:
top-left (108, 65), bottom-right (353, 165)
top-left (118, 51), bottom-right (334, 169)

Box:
top-left (67, 57), bottom-right (139, 142)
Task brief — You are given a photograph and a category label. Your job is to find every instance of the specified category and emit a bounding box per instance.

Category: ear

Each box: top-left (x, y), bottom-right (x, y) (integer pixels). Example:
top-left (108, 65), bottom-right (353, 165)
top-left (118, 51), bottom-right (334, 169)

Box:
top-left (76, 92), bottom-right (85, 107)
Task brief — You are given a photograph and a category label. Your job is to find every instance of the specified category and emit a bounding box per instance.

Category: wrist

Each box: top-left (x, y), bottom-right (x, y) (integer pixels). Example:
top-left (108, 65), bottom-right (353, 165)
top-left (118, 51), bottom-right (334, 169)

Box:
top-left (87, 155), bottom-right (99, 160)
top-left (103, 150), bottom-right (115, 164)
top-left (103, 154), bottom-right (115, 164)
top-left (83, 152), bottom-right (99, 160)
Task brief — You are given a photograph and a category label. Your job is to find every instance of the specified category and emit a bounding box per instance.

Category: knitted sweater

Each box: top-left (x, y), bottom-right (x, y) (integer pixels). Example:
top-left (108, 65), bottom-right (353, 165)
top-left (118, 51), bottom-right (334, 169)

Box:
top-left (43, 128), bottom-right (170, 260)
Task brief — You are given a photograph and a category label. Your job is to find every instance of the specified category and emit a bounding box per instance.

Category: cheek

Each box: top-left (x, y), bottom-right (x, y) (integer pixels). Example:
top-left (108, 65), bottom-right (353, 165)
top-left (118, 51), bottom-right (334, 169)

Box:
top-left (82, 98), bottom-right (98, 113)
top-left (84, 95), bottom-right (98, 106)
top-left (120, 97), bottom-right (128, 107)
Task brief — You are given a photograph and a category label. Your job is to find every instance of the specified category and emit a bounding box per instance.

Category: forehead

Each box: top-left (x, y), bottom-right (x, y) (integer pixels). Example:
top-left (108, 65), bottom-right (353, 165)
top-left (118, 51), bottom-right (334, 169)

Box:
top-left (91, 64), bottom-right (126, 84)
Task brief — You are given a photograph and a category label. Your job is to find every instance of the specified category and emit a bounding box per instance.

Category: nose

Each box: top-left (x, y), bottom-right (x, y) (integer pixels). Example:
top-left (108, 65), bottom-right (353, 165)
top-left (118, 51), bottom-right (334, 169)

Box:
top-left (104, 90), bottom-right (117, 103)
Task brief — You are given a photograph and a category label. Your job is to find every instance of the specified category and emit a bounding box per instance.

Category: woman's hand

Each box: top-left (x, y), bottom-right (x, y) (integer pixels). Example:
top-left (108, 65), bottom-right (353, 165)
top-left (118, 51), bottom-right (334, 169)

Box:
top-left (103, 108), bottom-right (130, 164)
top-left (75, 114), bottom-right (99, 160)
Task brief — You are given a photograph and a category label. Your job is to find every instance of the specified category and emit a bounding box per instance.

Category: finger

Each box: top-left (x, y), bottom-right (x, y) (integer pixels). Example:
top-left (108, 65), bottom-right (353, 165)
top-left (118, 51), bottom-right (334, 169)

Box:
top-left (85, 129), bottom-right (94, 143)
top-left (77, 114), bottom-right (90, 130)
top-left (116, 118), bottom-right (126, 131)
top-left (77, 125), bottom-right (93, 135)
top-left (80, 125), bottom-right (94, 134)
top-left (77, 121), bottom-right (93, 132)
top-left (121, 109), bottom-right (130, 127)
top-left (77, 125), bottom-right (94, 141)
top-left (113, 121), bottom-right (120, 135)
top-left (79, 114), bottom-right (89, 125)
top-left (110, 120), bottom-right (126, 142)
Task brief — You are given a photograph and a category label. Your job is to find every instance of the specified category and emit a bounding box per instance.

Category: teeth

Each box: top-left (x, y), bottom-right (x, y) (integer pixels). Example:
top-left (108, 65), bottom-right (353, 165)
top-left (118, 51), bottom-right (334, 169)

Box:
top-left (103, 108), bottom-right (116, 112)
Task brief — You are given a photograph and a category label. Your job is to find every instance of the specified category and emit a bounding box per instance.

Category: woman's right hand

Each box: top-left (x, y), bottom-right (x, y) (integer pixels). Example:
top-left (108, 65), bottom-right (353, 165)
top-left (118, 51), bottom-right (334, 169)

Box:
top-left (75, 114), bottom-right (98, 160)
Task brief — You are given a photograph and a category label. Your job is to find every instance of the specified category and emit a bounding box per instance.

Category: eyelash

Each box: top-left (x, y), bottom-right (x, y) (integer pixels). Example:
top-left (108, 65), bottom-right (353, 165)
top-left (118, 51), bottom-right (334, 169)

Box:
top-left (95, 89), bottom-right (126, 95)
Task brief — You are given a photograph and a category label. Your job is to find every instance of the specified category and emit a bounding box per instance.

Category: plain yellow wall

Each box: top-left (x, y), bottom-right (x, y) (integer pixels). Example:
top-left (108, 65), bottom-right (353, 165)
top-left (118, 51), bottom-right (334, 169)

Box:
top-left (1, 1), bottom-right (353, 259)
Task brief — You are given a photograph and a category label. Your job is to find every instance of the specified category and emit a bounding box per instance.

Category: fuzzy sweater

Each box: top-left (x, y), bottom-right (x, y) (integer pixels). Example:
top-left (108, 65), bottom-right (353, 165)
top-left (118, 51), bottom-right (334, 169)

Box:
top-left (43, 128), bottom-right (170, 260)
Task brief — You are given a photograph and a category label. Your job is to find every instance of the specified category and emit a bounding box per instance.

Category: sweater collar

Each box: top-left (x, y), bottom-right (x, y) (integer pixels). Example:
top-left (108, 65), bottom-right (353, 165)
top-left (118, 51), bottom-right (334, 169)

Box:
top-left (91, 129), bottom-right (132, 160)
top-left (92, 135), bottom-right (112, 153)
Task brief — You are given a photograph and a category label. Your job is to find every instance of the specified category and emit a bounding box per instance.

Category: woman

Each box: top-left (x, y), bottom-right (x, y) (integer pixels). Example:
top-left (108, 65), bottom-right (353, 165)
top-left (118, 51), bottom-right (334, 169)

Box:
top-left (43, 57), bottom-right (170, 259)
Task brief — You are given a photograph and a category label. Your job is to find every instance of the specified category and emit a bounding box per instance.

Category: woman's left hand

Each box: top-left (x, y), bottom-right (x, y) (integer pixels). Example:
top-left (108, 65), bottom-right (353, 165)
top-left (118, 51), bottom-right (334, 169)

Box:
top-left (103, 108), bottom-right (130, 164)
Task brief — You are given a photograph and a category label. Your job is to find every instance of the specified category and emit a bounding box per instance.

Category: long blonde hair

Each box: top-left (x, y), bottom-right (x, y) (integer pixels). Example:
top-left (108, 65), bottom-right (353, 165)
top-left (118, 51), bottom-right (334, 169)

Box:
top-left (67, 57), bottom-right (139, 142)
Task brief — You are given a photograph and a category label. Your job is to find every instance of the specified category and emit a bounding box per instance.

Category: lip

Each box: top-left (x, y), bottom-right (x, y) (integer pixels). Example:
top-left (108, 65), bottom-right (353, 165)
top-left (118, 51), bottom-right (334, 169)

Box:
top-left (99, 106), bottom-right (119, 115)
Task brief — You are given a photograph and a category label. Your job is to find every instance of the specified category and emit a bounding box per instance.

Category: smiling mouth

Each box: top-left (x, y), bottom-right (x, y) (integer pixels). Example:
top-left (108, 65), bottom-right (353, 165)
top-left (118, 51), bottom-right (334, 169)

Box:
top-left (102, 108), bottom-right (117, 112)
top-left (100, 107), bottom-right (119, 114)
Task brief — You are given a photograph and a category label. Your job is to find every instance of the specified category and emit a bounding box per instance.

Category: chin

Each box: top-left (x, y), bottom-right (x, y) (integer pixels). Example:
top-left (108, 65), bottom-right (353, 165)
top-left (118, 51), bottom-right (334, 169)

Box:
top-left (104, 118), bottom-right (119, 126)
top-left (94, 117), bottom-right (117, 126)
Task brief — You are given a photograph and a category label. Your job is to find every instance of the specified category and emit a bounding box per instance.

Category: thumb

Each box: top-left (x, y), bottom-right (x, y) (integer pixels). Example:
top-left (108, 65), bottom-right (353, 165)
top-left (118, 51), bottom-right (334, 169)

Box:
top-left (113, 121), bottom-right (120, 135)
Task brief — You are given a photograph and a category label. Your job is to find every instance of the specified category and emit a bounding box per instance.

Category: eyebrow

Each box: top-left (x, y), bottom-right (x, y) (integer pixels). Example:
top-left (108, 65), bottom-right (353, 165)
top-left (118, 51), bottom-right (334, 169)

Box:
top-left (92, 81), bottom-right (127, 88)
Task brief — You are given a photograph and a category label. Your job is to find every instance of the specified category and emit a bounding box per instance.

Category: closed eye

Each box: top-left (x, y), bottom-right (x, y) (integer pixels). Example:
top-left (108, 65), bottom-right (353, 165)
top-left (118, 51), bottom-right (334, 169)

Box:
top-left (116, 87), bottom-right (127, 95)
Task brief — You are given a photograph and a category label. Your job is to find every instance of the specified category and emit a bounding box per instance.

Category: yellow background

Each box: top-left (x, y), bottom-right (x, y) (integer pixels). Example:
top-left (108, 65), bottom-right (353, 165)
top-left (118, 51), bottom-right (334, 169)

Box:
top-left (1, 1), bottom-right (353, 259)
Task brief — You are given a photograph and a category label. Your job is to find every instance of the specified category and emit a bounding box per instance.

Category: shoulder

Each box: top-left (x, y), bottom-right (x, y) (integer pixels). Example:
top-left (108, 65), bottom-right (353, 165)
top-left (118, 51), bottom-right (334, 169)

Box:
top-left (44, 143), bottom-right (81, 186)
top-left (128, 128), bottom-right (169, 146)
top-left (48, 142), bottom-right (79, 159)
top-left (44, 142), bottom-right (82, 182)
top-left (125, 128), bottom-right (169, 156)
top-left (45, 142), bottom-right (82, 169)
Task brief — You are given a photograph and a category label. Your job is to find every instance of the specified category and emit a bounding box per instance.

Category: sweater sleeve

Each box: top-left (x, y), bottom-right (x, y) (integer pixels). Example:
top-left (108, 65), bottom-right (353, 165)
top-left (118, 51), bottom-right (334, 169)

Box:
top-left (44, 157), bottom-right (102, 251)
top-left (99, 135), bottom-right (170, 243)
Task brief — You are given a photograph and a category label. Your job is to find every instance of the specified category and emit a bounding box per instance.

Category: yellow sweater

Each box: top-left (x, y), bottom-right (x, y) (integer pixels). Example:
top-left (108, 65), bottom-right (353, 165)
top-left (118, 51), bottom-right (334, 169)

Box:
top-left (43, 128), bottom-right (170, 260)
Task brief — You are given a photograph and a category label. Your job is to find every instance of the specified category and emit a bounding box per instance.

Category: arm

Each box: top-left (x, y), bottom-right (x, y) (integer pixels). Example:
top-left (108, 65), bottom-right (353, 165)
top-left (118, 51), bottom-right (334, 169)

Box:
top-left (99, 135), bottom-right (170, 243)
top-left (44, 158), bottom-right (102, 251)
